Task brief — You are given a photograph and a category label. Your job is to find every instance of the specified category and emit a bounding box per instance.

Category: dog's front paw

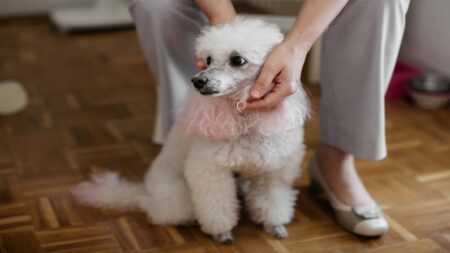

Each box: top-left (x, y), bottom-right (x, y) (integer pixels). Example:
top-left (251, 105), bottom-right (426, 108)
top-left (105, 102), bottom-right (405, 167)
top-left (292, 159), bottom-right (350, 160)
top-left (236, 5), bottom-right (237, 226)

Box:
top-left (264, 224), bottom-right (288, 238)
top-left (213, 231), bottom-right (234, 244)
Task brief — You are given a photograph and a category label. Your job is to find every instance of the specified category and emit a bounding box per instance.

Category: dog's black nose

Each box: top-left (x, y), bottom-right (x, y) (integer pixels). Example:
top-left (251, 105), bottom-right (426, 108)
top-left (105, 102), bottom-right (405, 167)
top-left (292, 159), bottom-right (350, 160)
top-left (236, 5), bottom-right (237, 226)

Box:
top-left (191, 76), bottom-right (208, 89)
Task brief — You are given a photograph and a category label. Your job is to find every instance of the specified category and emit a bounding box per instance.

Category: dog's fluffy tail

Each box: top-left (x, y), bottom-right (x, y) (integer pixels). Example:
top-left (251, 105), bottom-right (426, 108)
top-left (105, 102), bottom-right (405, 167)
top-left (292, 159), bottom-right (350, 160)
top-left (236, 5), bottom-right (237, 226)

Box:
top-left (72, 172), bottom-right (146, 211)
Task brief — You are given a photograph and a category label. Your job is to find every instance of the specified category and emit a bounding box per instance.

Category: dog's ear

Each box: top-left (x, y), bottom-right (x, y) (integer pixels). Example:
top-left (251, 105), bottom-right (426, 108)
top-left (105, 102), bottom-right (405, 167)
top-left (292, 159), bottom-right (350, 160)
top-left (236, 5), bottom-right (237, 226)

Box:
top-left (249, 86), bottom-right (310, 136)
top-left (289, 85), bottom-right (311, 123)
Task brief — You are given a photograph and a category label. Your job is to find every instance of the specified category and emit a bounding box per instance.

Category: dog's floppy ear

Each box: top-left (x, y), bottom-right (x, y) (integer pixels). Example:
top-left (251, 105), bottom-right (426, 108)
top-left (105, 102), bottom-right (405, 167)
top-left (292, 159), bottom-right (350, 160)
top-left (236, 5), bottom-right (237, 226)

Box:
top-left (248, 86), bottom-right (310, 136)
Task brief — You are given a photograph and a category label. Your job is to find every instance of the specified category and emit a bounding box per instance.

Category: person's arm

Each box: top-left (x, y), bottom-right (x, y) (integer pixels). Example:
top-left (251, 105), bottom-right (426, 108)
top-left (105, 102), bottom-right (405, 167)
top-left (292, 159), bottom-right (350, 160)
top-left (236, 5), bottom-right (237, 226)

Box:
top-left (195, 0), bottom-right (236, 26)
top-left (246, 0), bottom-right (349, 110)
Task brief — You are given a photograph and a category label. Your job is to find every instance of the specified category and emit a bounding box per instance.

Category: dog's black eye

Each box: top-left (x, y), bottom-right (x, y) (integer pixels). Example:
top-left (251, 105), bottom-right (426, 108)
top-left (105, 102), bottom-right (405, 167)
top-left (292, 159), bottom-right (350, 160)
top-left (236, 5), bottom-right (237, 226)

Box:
top-left (229, 56), bottom-right (247, 67)
top-left (206, 56), bottom-right (212, 65)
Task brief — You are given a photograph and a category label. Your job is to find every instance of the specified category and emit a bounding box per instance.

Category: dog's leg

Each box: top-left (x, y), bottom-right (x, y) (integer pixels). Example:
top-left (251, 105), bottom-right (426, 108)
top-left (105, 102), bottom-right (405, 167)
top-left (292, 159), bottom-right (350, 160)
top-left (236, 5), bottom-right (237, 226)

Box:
top-left (236, 177), bottom-right (251, 199)
top-left (142, 125), bottom-right (195, 225)
top-left (245, 175), bottom-right (297, 238)
top-left (184, 143), bottom-right (239, 244)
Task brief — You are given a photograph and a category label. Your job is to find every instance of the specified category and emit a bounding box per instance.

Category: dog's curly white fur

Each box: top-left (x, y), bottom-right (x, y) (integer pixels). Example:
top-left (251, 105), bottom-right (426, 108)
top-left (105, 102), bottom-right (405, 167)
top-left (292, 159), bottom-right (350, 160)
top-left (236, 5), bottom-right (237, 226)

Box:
top-left (72, 17), bottom-right (309, 243)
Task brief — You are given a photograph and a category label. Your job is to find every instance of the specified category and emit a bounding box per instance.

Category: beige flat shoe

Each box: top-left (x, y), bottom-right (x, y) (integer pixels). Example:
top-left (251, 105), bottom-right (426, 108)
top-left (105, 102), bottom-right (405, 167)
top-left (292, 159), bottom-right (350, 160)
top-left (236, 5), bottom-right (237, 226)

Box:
top-left (0, 80), bottom-right (28, 115)
top-left (308, 156), bottom-right (389, 237)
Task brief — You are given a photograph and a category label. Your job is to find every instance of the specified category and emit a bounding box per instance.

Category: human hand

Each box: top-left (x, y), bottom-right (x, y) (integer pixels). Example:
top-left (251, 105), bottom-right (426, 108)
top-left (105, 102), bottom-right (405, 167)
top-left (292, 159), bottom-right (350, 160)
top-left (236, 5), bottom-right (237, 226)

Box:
top-left (195, 0), bottom-right (236, 27)
top-left (246, 42), bottom-right (307, 110)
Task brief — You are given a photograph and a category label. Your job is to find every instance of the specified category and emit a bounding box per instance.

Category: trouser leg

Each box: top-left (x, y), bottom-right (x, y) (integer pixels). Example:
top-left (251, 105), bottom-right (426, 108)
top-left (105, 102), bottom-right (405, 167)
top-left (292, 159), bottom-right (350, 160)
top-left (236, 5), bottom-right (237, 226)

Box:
top-left (320, 0), bottom-right (410, 160)
top-left (129, 0), bottom-right (208, 143)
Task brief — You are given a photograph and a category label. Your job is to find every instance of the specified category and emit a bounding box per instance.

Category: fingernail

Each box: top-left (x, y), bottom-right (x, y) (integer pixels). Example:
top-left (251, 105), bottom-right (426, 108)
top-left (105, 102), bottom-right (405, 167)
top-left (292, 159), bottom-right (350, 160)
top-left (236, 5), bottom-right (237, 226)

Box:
top-left (251, 91), bottom-right (260, 98)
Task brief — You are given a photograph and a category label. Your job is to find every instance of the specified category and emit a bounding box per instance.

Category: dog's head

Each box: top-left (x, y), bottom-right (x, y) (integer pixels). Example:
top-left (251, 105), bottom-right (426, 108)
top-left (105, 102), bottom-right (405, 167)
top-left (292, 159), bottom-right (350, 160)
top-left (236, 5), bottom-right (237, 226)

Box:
top-left (192, 17), bottom-right (283, 97)
top-left (179, 18), bottom-right (309, 140)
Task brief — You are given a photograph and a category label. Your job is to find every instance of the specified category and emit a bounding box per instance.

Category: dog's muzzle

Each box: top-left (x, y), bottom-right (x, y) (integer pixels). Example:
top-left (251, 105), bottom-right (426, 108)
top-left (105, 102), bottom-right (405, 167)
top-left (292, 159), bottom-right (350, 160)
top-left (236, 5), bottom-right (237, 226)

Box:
top-left (191, 76), bottom-right (208, 89)
top-left (191, 76), bottom-right (218, 95)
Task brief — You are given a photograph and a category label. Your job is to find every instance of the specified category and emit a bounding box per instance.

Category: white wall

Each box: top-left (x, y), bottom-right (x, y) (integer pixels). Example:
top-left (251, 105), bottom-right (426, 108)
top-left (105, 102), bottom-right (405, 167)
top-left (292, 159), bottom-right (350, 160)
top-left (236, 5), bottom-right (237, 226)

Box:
top-left (400, 0), bottom-right (450, 79)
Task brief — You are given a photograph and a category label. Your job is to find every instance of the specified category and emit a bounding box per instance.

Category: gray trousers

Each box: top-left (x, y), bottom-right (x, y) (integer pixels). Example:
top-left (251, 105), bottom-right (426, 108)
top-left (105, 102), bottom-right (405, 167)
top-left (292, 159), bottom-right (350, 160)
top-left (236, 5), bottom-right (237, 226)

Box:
top-left (129, 0), bottom-right (410, 160)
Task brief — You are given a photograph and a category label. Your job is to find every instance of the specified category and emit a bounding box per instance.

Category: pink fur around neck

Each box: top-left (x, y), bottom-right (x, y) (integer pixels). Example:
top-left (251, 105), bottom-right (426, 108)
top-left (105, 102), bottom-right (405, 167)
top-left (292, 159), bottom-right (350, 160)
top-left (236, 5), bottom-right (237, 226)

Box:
top-left (178, 91), bottom-right (305, 140)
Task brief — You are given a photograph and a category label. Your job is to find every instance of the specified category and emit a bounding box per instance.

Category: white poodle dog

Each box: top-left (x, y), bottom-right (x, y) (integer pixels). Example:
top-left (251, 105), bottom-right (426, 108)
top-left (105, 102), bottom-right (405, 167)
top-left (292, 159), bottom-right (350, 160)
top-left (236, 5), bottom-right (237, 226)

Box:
top-left (73, 17), bottom-right (309, 244)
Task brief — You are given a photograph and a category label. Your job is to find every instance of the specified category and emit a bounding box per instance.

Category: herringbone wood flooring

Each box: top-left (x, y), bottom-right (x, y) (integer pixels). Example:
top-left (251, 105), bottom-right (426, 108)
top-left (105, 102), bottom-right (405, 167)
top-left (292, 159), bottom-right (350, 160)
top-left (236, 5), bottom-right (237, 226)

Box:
top-left (0, 17), bottom-right (449, 253)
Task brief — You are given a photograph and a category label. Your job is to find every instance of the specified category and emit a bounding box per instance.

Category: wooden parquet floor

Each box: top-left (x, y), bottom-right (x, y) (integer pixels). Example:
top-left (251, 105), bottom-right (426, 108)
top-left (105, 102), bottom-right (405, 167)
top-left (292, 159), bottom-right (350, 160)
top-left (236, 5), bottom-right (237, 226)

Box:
top-left (0, 17), bottom-right (449, 253)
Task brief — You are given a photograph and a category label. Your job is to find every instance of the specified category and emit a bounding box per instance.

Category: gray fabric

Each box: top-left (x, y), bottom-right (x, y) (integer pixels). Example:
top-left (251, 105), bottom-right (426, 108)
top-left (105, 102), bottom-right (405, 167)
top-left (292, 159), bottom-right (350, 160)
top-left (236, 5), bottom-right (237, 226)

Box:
top-left (320, 0), bottom-right (410, 160)
top-left (130, 0), bottom-right (409, 159)
top-left (129, 0), bottom-right (208, 144)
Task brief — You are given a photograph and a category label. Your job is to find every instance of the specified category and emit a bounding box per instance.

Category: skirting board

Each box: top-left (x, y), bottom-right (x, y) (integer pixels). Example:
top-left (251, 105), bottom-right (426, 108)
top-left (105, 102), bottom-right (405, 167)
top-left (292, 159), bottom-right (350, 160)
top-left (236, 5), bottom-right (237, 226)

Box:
top-left (50, 0), bottom-right (133, 32)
